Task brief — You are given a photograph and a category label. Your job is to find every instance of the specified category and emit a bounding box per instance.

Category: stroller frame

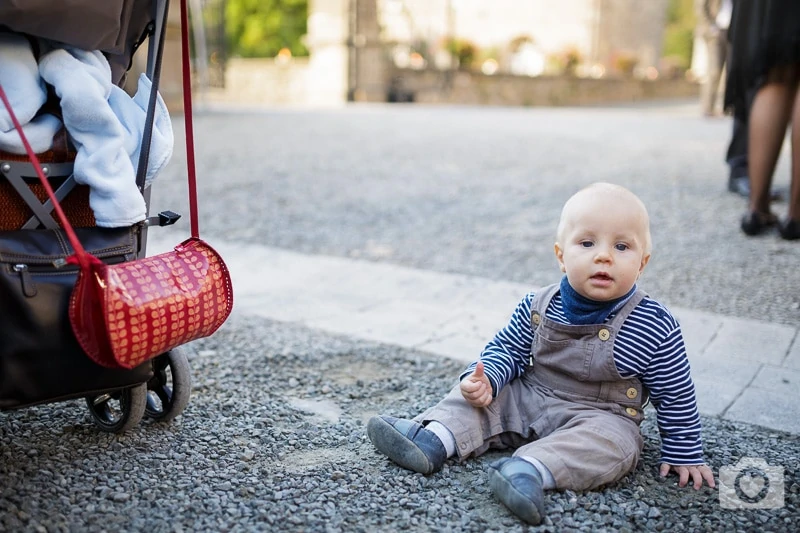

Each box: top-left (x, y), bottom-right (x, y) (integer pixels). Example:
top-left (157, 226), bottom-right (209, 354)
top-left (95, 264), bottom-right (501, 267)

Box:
top-left (0, 0), bottom-right (191, 432)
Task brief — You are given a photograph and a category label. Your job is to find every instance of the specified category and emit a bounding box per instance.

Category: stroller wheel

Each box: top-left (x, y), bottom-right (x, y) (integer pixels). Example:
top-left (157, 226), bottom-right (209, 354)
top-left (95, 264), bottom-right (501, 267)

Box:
top-left (145, 347), bottom-right (191, 422)
top-left (85, 383), bottom-right (147, 433)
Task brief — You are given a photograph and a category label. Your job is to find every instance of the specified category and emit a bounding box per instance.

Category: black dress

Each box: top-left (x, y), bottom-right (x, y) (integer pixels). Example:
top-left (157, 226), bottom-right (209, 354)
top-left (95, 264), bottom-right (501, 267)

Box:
top-left (724, 0), bottom-right (800, 121)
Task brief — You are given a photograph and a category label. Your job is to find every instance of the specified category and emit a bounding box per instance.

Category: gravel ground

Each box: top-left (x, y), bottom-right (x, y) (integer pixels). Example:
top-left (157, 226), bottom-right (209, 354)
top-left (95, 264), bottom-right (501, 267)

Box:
top-left (1, 315), bottom-right (797, 532)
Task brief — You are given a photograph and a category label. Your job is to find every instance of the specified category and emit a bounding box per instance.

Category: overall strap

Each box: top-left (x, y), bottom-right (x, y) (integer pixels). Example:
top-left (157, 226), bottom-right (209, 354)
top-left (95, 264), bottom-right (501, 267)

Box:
top-left (529, 283), bottom-right (560, 328)
top-left (605, 288), bottom-right (646, 328)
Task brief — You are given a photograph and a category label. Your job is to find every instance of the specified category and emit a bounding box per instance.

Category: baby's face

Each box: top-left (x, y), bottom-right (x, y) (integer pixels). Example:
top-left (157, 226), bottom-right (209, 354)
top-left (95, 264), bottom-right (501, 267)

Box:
top-left (555, 187), bottom-right (651, 302)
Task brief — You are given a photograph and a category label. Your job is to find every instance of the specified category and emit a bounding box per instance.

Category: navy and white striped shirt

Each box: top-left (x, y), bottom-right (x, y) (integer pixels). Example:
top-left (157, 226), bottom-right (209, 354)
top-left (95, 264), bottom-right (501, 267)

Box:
top-left (463, 290), bottom-right (704, 466)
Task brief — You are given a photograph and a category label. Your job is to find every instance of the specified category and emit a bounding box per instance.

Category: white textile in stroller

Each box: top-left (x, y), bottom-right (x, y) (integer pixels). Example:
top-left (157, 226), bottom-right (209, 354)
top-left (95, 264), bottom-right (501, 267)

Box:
top-left (0, 33), bottom-right (60, 153)
top-left (0, 34), bottom-right (173, 228)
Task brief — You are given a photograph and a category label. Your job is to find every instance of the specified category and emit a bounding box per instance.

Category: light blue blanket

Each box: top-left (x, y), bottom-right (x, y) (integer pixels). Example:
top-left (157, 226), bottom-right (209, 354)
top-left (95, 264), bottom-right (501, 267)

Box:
top-left (0, 33), bottom-right (59, 153)
top-left (0, 36), bottom-right (173, 228)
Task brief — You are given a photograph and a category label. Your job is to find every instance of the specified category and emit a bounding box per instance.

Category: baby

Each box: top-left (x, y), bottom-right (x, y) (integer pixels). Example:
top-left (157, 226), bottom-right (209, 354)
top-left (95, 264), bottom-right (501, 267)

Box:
top-left (367, 182), bottom-right (715, 525)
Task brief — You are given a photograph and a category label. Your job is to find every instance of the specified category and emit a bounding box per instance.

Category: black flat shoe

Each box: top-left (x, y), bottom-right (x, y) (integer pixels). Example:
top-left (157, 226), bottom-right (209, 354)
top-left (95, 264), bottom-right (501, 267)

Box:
top-left (779, 219), bottom-right (800, 240)
top-left (741, 212), bottom-right (777, 236)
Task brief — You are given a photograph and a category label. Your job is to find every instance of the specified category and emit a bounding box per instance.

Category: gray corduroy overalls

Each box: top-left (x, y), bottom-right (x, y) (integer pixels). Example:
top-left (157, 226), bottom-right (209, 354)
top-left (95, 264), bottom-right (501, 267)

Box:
top-left (416, 283), bottom-right (647, 491)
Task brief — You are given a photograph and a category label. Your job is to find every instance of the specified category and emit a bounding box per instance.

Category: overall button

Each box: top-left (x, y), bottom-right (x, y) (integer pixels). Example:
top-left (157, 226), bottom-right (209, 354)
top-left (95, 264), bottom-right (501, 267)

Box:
top-left (598, 328), bottom-right (610, 341)
top-left (532, 313), bottom-right (541, 325)
top-left (626, 387), bottom-right (638, 399)
top-left (626, 407), bottom-right (638, 417)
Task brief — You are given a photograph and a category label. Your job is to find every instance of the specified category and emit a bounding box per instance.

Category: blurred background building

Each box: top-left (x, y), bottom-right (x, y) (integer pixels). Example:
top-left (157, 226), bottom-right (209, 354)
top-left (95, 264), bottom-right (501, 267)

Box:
top-left (153, 0), bottom-right (699, 109)
top-left (380, 0), bottom-right (667, 77)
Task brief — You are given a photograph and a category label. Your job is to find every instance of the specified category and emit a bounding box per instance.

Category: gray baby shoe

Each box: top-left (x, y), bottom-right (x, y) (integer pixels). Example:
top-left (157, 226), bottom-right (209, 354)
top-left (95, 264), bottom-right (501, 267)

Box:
top-left (488, 457), bottom-right (546, 525)
top-left (366, 415), bottom-right (446, 475)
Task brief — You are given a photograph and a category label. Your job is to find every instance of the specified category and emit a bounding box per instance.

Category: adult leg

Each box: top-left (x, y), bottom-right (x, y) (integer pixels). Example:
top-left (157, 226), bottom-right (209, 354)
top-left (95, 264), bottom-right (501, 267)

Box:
top-left (790, 84), bottom-right (800, 220)
top-left (727, 115), bottom-right (750, 195)
top-left (701, 34), bottom-right (723, 116)
top-left (780, 79), bottom-right (800, 239)
top-left (721, 26), bottom-right (750, 197)
top-left (742, 78), bottom-right (793, 234)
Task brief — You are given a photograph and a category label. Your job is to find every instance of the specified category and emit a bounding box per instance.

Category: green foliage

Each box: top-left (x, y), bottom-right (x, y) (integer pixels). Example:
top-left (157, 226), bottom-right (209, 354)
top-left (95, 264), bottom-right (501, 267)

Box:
top-left (445, 38), bottom-right (478, 69)
top-left (663, 27), bottom-right (694, 69)
top-left (546, 46), bottom-right (584, 76)
top-left (225, 0), bottom-right (308, 58)
top-left (662, 0), bottom-right (695, 69)
top-left (666, 0), bottom-right (695, 24)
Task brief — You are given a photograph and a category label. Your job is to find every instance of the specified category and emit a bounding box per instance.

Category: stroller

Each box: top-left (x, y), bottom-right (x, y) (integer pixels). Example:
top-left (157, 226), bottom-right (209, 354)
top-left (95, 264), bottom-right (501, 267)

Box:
top-left (0, 0), bottom-right (193, 432)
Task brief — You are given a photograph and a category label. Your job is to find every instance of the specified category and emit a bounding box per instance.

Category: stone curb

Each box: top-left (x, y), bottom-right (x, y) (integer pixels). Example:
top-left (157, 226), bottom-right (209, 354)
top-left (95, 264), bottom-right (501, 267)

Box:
top-left (149, 234), bottom-right (800, 435)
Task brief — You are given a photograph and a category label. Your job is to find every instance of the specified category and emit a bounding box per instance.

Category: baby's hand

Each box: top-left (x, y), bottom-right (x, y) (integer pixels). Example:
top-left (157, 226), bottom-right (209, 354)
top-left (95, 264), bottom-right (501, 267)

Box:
top-left (659, 463), bottom-right (716, 489)
top-left (460, 360), bottom-right (493, 408)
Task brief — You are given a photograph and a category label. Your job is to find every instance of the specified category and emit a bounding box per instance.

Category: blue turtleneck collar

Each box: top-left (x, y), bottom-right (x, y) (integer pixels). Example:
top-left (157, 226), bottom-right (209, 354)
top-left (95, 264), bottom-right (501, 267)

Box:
top-left (559, 275), bottom-right (636, 325)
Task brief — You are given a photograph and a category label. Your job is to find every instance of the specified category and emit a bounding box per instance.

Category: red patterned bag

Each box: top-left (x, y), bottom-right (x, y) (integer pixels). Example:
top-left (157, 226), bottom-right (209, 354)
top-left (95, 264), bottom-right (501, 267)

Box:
top-left (68, 238), bottom-right (233, 369)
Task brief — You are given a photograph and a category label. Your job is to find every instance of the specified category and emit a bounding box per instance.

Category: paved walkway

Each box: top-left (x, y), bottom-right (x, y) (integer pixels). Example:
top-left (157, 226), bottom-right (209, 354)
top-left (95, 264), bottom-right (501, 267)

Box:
top-left (152, 235), bottom-right (800, 435)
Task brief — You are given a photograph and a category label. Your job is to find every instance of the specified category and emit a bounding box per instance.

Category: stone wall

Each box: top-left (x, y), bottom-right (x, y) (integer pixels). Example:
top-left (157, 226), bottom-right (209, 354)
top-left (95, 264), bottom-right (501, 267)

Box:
top-left (593, 0), bottom-right (668, 69)
top-left (306, 0), bottom-right (351, 106)
top-left (391, 68), bottom-right (699, 107)
top-left (211, 58), bottom-right (312, 106)
top-left (350, 0), bottom-right (387, 101)
top-left (153, 0), bottom-right (682, 111)
top-left (379, 0), bottom-right (669, 73)
top-left (206, 60), bottom-right (699, 108)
